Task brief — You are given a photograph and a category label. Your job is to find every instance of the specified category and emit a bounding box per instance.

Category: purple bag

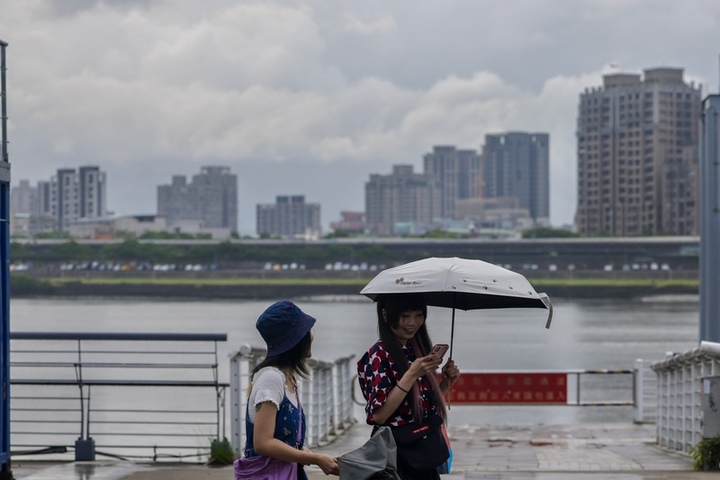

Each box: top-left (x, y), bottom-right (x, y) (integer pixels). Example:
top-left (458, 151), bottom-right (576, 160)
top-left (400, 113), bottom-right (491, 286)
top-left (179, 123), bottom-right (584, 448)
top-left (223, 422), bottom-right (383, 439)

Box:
top-left (234, 393), bottom-right (303, 480)
top-left (233, 454), bottom-right (297, 480)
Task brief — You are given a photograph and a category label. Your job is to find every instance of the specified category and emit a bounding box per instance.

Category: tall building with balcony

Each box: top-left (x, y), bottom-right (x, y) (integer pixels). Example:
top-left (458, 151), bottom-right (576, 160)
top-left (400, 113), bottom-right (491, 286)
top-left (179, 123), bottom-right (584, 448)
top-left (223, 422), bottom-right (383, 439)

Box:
top-left (481, 132), bottom-right (550, 226)
top-left (25, 166), bottom-right (108, 231)
top-left (77, 166), bottom-right (107, 222)
top-left (157, 166), bottom-right (238, 232)
top-left (423, 146), bottom-right (481, 219)
top-left (256, 195), bottom-right (321, 238)
top-left (575, 67), bottom-right (701, 236)
top-left (365, 165), bottom-right (440, 236)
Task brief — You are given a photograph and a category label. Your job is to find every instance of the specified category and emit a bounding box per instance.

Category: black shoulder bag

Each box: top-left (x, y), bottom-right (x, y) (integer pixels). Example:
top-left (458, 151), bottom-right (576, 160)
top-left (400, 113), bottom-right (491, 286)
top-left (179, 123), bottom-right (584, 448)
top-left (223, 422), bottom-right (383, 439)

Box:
top-left (390, 415), bottom-right (449, 472)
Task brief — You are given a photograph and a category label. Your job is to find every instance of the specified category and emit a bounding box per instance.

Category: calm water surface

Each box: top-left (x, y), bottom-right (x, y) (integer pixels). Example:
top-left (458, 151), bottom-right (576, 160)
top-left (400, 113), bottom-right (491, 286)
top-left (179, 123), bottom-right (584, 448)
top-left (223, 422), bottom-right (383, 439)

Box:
top-left (10, 295), bottom-right (700, 426)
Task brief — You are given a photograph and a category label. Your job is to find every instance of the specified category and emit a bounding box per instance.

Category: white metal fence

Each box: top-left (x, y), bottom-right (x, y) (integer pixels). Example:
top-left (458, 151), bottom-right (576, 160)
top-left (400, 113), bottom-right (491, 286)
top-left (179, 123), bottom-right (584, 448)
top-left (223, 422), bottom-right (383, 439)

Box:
top-left (634, 358), bottom-right (659, 424)
top-left (652, 341), bottom-right (720, 454)
top-left (228, 345), bottom-right (356, 457)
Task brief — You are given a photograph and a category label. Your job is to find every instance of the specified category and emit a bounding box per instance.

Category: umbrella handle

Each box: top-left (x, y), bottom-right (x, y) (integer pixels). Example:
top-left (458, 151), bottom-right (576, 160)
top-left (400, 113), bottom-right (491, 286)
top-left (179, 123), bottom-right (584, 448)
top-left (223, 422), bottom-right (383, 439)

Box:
top-left (449, 307), bottom-right (456, 359)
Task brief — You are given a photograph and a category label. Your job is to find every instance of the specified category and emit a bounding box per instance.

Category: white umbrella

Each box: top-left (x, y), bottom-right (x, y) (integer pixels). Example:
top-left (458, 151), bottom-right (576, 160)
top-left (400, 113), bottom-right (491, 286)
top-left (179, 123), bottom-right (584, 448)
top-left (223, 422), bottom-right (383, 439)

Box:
top-left (360, 257), bottom-right (552, 357)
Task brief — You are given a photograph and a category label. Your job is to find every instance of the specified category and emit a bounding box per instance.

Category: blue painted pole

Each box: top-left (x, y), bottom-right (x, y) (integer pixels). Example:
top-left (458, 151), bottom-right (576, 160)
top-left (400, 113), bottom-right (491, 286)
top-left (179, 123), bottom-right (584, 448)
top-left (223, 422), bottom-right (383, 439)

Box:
top-left (700, 95), bottom-right (720, 343)
top-left (0, 38), bottom-right (12, 480)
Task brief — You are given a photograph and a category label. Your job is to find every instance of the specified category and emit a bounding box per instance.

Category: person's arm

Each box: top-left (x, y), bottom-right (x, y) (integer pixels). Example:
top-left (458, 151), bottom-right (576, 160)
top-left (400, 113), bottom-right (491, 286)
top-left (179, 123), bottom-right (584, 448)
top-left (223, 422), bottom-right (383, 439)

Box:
top-left (440, 359), bottom-right (461, 395)
top-left (370, 354), bottom-right (443, 425)
top-left (253, 401), bottom-right (338, 475)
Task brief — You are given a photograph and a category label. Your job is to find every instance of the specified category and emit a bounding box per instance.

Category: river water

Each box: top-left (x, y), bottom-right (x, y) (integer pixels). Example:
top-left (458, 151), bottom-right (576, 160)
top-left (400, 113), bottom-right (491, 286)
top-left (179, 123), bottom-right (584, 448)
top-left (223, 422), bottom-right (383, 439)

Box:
top-left (10, 294), bottom-right (701, 429)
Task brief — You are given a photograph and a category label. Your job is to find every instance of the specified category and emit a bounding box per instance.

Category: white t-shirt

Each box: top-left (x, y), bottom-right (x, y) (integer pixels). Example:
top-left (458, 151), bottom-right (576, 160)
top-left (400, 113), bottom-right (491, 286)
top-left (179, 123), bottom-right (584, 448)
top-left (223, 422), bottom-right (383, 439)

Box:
top-left (247, 366), bottom-right (298, 424)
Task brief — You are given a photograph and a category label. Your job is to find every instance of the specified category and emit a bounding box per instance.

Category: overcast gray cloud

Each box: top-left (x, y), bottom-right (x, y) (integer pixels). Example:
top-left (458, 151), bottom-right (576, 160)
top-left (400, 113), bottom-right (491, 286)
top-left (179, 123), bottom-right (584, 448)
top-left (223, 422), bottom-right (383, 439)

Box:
top-left (2, 0), bottom-right (719, 234)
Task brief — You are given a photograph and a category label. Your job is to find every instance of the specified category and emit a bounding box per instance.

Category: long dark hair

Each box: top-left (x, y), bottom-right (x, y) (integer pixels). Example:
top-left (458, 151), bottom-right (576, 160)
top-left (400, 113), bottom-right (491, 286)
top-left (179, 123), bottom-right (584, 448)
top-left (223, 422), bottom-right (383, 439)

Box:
top-left (252, 331), bottom-right (313, 379)
top-left (376, 294), bottom-right (446, 421)
top-left (377, 294), bottom-right (431, 371)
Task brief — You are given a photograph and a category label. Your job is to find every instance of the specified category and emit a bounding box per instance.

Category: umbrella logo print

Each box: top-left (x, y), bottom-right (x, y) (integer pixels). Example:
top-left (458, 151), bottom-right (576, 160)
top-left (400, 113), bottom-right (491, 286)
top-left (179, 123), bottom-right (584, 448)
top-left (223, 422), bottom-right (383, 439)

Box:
top-left (395, 277), bottom-right (421, 286)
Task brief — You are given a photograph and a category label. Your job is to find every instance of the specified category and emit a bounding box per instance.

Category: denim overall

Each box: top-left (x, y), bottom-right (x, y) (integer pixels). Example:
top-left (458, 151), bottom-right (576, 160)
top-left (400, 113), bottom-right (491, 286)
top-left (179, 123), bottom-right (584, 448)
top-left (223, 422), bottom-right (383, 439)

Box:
top-left (244, 394), bottom-right (307, 480)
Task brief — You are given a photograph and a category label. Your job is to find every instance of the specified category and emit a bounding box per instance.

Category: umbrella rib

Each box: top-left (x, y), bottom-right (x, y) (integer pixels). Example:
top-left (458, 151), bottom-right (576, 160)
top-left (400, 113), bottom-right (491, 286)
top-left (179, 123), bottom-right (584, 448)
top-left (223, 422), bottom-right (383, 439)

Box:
top-left (440, 257), bottom-right (456, 292)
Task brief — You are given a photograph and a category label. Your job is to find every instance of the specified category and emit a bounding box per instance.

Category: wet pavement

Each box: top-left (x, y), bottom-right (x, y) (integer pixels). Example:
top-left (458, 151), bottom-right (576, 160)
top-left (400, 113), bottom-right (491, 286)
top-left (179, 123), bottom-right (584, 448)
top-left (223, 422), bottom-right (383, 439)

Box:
top-left (10, 422), bottom-right (715, 479)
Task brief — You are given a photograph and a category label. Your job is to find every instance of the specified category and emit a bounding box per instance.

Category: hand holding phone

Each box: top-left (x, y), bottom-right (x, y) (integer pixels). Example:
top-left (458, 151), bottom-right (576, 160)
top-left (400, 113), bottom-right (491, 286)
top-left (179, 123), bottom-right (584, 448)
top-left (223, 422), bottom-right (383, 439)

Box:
top-left (430, 343), bottom-right (449, 359)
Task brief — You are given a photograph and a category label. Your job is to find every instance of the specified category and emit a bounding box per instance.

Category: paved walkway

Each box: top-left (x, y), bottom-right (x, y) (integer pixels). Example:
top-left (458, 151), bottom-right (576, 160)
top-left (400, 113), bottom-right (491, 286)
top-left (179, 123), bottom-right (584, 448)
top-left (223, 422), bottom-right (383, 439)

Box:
top-left (10, 422), bottom-right (714, 479)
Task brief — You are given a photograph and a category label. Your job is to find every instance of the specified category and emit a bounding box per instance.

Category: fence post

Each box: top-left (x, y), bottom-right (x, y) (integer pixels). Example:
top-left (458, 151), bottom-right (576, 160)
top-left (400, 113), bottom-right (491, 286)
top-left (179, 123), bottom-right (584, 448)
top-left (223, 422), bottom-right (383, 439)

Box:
top-left (0, 38), bottom-right (12, 480)
top-left (634, 359), bottom-right (643, 423)
top-left (335, 356), bottom-right (355, 429)
top-left (230, 344), bottom-right (268, 457)
top-left (229, 351), bottom-right (243, 458)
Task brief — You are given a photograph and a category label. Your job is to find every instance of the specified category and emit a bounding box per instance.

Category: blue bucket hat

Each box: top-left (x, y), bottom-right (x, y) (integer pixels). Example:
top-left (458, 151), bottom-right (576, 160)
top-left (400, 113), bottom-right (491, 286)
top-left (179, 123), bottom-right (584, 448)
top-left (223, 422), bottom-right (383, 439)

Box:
top-left (256, 300), bottom-right (316, 356)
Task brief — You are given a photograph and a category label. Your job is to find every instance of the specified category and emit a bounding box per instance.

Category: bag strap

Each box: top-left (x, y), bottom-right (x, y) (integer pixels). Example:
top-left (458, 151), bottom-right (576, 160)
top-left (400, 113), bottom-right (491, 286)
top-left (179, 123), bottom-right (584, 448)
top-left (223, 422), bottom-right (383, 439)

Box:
top-left (295, 390), bottom-right (303, 446)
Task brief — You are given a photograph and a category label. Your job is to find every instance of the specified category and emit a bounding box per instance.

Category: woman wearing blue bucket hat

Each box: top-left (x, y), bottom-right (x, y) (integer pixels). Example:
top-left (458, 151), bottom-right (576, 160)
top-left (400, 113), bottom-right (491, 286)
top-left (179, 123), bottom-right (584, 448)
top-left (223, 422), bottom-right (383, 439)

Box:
top-left (234, 300), bottom-right (338, 479)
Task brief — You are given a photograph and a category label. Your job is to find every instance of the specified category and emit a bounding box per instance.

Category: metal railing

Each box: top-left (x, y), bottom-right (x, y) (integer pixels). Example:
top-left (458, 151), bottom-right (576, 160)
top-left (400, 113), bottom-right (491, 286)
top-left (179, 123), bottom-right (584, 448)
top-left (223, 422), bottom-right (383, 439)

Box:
top-left (634, 358), bottom-right (659, 423)
top-left (229, 344), bottom-right (356, 458)
top-left (442, 369), bottom-right (641, 408)
top-left (10, 332), bottom-right (228, 461)
top-left (9, 331), bottom-right (660, 463)
top-left (652, 341), bottom-right (720, 454)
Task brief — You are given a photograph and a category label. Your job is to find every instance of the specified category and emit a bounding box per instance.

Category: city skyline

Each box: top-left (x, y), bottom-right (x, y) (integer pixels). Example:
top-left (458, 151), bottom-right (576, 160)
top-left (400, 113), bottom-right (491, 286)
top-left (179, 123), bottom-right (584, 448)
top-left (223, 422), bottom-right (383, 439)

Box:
top-left (1, 1), bottom-right (718, 235)
top-left (12, 138), bottom-right (543, 237)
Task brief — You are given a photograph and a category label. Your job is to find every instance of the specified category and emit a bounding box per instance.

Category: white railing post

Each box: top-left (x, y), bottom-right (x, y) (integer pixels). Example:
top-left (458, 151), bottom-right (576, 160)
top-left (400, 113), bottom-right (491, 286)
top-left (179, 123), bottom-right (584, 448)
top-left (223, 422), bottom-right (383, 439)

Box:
top-left (229, 344), bottom-right (266, 457)
top-left (332, 356), bottom-right (355, 434)
top-left (229, 351), bottom-right (243, 458)
top-left (634, 359), bottom-right (644, 423)
top-left (319, 365), bottom-right (331, 443)
top-left (340, 356), bottom-right (356, 427)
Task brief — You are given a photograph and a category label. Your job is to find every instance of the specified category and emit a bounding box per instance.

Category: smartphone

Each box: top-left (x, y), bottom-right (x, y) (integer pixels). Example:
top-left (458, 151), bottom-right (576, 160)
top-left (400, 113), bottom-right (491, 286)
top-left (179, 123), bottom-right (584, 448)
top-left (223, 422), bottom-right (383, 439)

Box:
top-left (430, 343), bottom-right (449, 359)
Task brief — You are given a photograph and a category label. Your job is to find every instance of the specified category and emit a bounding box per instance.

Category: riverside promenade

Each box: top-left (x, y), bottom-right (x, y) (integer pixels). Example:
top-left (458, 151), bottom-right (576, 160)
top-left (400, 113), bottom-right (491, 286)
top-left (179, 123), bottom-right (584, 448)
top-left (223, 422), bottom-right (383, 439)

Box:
top-left (11, 422), bottom-right (710, 480)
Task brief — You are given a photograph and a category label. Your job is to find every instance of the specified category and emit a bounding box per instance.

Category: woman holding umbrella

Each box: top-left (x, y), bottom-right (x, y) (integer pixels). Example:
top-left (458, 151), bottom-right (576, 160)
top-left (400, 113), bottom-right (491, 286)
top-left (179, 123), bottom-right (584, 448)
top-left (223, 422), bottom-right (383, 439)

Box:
top-left (357, 293), bottom-right (461, 479)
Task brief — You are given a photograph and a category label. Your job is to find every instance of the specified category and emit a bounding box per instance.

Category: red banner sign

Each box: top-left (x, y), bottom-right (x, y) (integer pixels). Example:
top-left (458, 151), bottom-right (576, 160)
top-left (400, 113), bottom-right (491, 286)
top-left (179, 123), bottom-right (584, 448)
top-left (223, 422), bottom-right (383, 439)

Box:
top-left (444, 372), bottom-right (568, 405)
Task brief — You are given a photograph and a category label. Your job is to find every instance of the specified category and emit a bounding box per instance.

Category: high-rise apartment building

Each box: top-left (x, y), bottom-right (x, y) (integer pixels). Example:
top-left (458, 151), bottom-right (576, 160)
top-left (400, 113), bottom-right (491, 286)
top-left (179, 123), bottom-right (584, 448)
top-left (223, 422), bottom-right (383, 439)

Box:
top-left (34, 181), bottom-right (52, 218)
top-left (423, 146), bottom-right (481, 219)
top-left (157, 166), bottom-right (238, 232)
top-left (157, 175), bottom-right (191, 229)
top-left (481, 132), bottom-right (550, 225)
top-left (575, 67), bottom-right (701, 236)
top-left (28, 166), bottom-right (108, 230)
top-left (78, 166), bottom-right (107, 221)
top-left (256, 195), bottom-right (321, 238)
top-left (10, 179), bottom-right (33, 215)
top-left (191, 166), bottom-right (238, 230)
top-left (56, 168), bottom-right (77, 229)
top-left (365, 165), bottom-right (440, 236)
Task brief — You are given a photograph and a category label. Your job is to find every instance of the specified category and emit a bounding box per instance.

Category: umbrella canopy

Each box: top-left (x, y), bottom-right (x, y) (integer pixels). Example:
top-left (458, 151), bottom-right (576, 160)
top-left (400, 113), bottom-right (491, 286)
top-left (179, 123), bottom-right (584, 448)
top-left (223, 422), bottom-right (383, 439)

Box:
top-left (361, 257), bottom-right (553, 332)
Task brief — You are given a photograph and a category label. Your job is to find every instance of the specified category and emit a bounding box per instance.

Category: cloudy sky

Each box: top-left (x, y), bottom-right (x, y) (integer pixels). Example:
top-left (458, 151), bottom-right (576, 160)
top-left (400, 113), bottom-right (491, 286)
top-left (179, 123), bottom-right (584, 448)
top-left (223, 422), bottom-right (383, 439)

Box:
top-left (1, 0), bottom-right (719, 235)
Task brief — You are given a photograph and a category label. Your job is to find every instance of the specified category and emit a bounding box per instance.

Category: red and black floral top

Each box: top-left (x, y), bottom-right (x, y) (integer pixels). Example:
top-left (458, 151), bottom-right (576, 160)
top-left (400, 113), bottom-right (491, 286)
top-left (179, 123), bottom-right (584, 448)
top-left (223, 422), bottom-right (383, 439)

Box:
top-left (357, 340), bottom-right (437, 427)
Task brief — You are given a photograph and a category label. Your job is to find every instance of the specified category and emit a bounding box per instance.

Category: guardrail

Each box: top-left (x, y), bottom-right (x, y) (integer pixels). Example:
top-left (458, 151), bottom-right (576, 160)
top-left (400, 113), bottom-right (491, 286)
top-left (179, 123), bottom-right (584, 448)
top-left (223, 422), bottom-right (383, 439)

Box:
top-left (652, 341), bottom-right (720, 454)
top-left (229, 345), bottom-right (356, 458)
top-left (634, 358), bottom-right (659, 423)
top-left (443, 369), bottom-right (643, 409)
top-left (10, 332), bottom-right (228, 461)
top-left (10, 333), bottom-right (658, 463)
